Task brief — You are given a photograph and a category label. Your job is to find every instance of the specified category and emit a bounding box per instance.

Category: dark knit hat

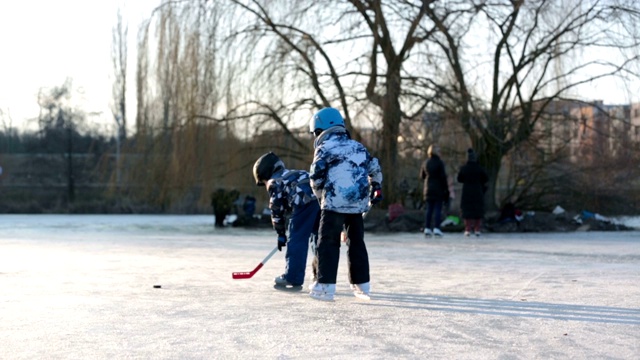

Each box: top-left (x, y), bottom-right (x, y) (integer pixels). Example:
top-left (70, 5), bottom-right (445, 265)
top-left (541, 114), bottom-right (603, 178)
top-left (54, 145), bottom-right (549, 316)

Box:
top-left (467, 148), bottom-right (477, 162)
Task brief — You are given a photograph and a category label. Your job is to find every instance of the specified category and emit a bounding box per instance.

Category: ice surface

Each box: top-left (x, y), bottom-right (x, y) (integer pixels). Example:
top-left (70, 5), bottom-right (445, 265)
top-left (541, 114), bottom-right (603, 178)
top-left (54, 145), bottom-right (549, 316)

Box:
top-left (1, 215), bottom-right (638, 359)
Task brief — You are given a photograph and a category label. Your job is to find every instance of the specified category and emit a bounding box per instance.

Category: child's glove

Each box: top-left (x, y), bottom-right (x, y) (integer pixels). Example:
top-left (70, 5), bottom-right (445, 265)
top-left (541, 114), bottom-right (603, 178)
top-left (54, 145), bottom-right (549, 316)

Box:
top-left (277, 234), bottom-right (287, 251)
top-left (370, 182), bottom-right (383, 205)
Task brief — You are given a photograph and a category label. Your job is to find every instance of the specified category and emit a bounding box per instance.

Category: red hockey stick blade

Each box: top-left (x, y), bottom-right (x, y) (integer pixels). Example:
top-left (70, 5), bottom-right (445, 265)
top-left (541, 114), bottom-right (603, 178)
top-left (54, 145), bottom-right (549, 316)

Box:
top-left (231, 247), bottom-right (278, 280)
top-left (231, 271), bottom-right (255, 279)
top-left (231, 264), bottom-right (262, 279)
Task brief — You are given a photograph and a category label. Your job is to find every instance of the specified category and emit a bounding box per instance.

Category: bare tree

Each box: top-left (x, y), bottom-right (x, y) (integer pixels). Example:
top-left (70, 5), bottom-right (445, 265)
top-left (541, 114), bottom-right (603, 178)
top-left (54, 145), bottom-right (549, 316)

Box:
top-left (424, 0), bottom-right (640, 210)
top-left (36, 79), bottom-right (86, 204)
top-left (0, 109), bottom-right (16, 153)
top-left (218, 0), bottom-right (441, 203)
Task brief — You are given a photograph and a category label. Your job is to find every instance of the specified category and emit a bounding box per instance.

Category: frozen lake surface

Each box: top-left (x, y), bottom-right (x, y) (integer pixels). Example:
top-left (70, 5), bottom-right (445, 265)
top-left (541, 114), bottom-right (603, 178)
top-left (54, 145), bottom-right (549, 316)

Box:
top-left (1, 214), bottom-right (639, 359)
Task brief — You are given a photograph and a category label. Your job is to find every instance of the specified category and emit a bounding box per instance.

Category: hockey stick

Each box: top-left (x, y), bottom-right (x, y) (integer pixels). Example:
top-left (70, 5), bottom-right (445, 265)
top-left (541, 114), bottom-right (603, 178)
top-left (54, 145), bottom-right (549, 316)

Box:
top-left (232, 246), bottom-right (279, 279)
top-left (362, 202), bottom-right (375, 219)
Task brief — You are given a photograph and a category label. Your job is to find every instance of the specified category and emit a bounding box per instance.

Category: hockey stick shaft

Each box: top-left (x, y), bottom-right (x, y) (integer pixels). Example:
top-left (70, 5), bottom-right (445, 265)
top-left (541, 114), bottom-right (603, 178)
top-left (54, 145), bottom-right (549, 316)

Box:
top-left (362, 204), bottom-right (373, 219)
top-left (231, 246), bottom-right (279, 279)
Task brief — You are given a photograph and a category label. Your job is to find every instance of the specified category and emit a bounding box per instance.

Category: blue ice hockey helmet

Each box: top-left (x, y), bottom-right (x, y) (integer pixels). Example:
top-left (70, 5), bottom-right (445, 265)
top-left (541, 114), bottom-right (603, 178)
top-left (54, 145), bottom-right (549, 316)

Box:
top-left (309, 107), bottom-right (345, 134)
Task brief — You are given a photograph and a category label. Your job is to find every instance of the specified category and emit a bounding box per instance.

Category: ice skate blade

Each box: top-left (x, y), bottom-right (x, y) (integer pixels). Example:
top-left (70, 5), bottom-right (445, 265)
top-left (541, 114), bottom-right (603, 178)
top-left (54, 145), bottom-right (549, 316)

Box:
top-left (309, 293), bottom-right (335, 301)
top-left (273, 284), bottom-right (303, 292)
top-left (354, 293), bottom-right (371, 301)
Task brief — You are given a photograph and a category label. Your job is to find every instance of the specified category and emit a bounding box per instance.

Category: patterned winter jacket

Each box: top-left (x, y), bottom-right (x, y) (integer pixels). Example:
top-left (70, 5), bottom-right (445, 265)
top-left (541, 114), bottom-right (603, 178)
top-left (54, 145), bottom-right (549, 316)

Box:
top-left (266, 168), bottom-right (317, 235)
top-left (310, 126), bottom-right (383, 214)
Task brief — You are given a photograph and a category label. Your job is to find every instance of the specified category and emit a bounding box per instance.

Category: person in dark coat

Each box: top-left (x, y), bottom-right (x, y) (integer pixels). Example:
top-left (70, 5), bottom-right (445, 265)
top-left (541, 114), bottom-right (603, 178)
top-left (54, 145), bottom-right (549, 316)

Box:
top-left (457, 148), bottom-right (489, 236)
top-left (210, 188), bottom-right (240, 228)
top-left (420, 144), bottom-right (449, 237)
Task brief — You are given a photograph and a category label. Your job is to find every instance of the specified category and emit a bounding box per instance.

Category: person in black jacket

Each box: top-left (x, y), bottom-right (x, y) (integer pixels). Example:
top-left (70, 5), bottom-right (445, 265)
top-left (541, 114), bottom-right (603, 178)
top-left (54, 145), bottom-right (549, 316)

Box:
top-left (457, 148), bottom-right (489, 236)
top-left (420, 144), bottom-right (449, 237)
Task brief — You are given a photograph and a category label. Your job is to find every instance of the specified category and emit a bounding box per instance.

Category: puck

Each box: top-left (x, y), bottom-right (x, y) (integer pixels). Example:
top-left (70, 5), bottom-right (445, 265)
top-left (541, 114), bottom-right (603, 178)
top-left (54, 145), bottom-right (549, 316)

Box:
top-left (153, 285), bottom-right (162, 289)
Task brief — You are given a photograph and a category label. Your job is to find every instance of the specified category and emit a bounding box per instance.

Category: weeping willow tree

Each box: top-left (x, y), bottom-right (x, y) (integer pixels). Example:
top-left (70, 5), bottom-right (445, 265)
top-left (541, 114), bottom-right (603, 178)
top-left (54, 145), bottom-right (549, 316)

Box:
top-left (123, 1), bottom-right (249, 210)
top-left (111, 8), bottom-right (128, 186)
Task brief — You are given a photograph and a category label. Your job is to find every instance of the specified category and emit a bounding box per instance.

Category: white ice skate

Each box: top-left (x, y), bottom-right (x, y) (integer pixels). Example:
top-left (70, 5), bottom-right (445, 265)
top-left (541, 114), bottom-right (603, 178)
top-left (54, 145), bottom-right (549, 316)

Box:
top-left (433, 228), bottom-right (443, 237)
top-left (350, 282), bottom-right (371, 301)
top-left (309, 282), bottom-right (336, 301)
top-left (423, 228), bottom-right (432, 237)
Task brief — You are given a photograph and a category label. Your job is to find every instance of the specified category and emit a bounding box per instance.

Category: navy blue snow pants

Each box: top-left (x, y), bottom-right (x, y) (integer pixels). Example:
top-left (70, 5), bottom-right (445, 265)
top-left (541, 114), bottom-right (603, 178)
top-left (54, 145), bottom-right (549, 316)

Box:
top-left (284, 200), bottom-right (320, 286)
top-left (316, 210), bottom-right (370, 285)
top-left (425, 200), bottom-right (443, 230)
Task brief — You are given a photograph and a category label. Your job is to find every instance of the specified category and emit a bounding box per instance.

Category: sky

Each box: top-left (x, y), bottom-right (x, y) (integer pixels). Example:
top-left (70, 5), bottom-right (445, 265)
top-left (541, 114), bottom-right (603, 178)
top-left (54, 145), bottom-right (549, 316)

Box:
top-left (0, 1), bottom-right (156, 134)
top-left (1, 1), bottom-right (639, 136)
top-left (0, 214), bottom-right (638, 359)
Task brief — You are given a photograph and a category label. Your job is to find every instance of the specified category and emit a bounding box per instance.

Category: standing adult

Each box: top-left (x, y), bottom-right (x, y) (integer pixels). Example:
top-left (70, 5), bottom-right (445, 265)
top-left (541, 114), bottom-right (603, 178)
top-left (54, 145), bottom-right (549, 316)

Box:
top-left (420, 144), bottom-right (449, 237)
top-left (457, 148), bottom-right (489, 236)
top-left (210, 188), bottom-right (239, 228)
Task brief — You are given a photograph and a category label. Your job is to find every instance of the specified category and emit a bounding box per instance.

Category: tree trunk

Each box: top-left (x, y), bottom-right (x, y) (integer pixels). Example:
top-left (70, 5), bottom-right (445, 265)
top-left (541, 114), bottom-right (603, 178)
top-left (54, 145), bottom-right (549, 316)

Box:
top-left (380, 108), bottom-right (400, 205)
top-left (67, 126), bottom-right (75, 204)
top-left (378, 71), bottom-right (403, 206)
top-left (480, 141), bottom-right (504, 212)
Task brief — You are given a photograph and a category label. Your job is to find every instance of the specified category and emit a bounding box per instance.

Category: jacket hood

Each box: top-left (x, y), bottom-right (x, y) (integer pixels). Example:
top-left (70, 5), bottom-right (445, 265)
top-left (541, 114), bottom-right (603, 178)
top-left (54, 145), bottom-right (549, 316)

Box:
top-left (314, 126), bottom-right (348, 149)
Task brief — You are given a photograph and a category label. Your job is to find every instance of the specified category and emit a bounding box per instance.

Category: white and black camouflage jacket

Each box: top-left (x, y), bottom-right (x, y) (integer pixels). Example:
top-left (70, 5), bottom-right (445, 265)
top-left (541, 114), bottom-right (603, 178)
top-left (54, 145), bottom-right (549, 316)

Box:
top-left (310, 126), bottom-right (383, 214)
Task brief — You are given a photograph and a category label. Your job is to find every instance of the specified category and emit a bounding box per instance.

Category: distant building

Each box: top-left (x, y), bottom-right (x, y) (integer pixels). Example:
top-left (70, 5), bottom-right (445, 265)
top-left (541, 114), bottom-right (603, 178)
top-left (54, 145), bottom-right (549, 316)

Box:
top-left (630, 103), bottom-right (640, 143)
top-left (533, 100), bottom-right (635, 163)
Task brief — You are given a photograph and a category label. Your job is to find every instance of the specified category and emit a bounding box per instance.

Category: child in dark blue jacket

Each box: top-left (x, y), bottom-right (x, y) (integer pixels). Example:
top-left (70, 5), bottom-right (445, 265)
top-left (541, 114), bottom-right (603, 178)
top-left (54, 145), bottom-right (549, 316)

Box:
top-left (253, 152), bottom-right (320, 288)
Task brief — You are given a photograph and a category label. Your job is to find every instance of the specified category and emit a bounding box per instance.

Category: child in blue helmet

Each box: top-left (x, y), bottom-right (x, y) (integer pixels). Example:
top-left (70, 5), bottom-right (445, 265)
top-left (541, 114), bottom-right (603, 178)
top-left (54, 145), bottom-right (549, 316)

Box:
top-left (308, 107), bottom-right (383, 301)
top-left (253, 152), bottom-right (320, 288)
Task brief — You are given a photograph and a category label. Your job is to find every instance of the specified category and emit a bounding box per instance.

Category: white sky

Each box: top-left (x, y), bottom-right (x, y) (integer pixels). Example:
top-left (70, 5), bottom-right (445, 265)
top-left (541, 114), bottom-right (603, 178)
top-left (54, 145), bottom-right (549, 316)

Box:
top-left (1, 1), bottom-right (639, 135)
top-left (0, 214), bottom-right (638, 359)
top-left (0, 1), bottom-right (156, 134)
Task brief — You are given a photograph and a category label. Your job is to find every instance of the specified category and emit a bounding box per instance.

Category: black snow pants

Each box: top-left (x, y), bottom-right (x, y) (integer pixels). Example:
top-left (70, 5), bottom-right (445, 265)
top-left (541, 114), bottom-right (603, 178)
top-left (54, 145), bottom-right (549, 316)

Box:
top-left (316, 210), bottom-right (370, 285)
